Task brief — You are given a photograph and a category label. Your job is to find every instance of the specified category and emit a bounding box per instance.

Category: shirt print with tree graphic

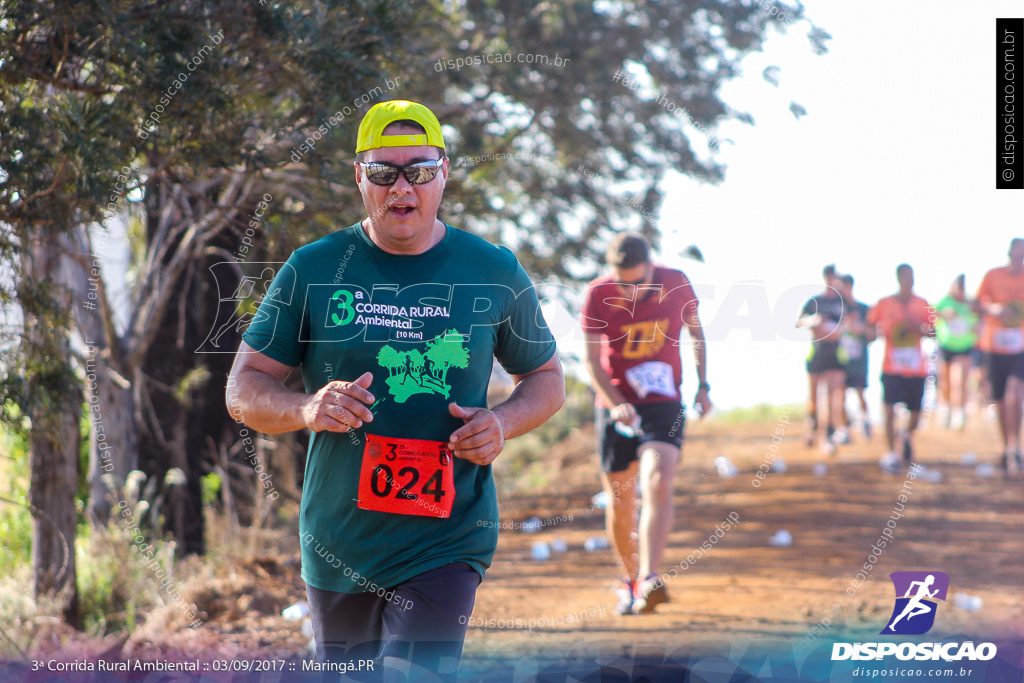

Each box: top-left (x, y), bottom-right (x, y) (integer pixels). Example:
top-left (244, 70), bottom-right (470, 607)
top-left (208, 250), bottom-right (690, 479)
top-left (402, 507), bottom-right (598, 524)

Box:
top-left (375, 329), bottom-right (470, 403)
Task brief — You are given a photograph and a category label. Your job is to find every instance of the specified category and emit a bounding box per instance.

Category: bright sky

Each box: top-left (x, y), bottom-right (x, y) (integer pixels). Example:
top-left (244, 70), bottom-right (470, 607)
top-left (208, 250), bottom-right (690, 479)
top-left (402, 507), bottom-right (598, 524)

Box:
top-left (555, 0), bottom-right (1022, 411)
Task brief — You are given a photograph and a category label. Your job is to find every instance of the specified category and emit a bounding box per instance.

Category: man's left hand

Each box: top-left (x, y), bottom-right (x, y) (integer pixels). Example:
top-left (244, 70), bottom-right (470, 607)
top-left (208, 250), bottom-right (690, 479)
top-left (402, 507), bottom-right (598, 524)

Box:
top-left (694, 388), bottom-right (712, 419)
top-left (448, 403), bottom-right (506, 465)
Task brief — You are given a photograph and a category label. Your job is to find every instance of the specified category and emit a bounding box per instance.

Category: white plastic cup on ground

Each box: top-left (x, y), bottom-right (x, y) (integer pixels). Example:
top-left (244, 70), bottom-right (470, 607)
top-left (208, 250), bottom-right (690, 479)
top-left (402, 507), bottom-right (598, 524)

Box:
top-left (768, 530), bottom-right (793, 547)
top-left (550, 538), bottom-right (568, 554)
top-left (530, 541), bottom-right (551, 561)
top-left (714, 456), bottom-right (738, 477)
top-left (975, 463), bottom-right (996, 478)
top-left (952, 592), bottom-right (983, 611)
top-left (282, 601), bottom-right (309, 620)
top-left (584, 536), bottom-right (610, 552)
top-left (522, 517), bottom-right (542, 533)
top-left (591, 491), bottom-right (609, 509)
top-left (812, 463), bottom-right (828, 476)
top-left (961, 452), bottom-right (978, 465)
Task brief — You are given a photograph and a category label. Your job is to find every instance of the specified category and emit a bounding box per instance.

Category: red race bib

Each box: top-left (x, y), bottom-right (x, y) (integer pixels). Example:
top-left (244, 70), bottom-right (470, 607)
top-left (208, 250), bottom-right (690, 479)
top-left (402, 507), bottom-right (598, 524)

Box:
top-left (358, 433), bottom-right (455, 518)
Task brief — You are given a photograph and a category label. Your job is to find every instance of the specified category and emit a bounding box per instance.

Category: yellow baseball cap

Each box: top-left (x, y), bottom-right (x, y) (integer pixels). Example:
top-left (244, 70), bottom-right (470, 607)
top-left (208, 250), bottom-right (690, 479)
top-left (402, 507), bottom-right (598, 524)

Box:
top-left (355, 100), bottom-right (446, 154)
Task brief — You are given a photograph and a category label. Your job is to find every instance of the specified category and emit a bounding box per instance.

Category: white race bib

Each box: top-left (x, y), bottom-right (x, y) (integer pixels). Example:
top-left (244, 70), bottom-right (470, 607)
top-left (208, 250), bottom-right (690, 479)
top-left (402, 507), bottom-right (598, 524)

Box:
top-left (994, 328), bottom-right (1024, 353)
top-left (890, 347), bottom-right (922, 372)
top-left (624, 361), bottom-right (678, 400)
top-left (946, 318), bottom-right (970, 336)
top-left (840, 335), bottom-right (862, 361)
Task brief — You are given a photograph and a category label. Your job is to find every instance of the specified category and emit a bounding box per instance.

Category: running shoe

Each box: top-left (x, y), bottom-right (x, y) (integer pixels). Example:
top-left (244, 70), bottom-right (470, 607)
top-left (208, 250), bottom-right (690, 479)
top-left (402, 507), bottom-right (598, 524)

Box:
top-left (1001, 449), bottom-right (1012, 473)
top-left (862, 420), bottom-right (872, 439)
top-left (901, 436), bottom-right (914, 466)
top-left (831, 427), bottom-right (850, 446)
top-left (1016, 449), bottom-right (1023, 472)
top-left (804, 416), bottom-right (817, 447)
top-left (879, 451), bottom-right (900, 473)
top-left (632, 574), bottom-right (669, 614)
top-left (615, 579), bottom-right (636, 616)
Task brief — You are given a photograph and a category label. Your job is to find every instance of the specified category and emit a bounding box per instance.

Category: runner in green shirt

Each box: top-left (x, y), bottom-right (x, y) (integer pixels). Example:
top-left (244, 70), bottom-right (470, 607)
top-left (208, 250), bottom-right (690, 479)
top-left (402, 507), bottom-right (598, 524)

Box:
top-left (935, 274), bottom-right (978, 431)
top-left (226, 100), bottom-right (564, 682)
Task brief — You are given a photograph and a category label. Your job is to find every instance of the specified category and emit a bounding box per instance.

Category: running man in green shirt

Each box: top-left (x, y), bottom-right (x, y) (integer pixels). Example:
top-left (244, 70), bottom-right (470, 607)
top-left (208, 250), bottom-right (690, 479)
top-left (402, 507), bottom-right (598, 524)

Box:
top-left (935, 274), bottom-right (978, 431)
top-left (226, 100), bottom-right (564, 682)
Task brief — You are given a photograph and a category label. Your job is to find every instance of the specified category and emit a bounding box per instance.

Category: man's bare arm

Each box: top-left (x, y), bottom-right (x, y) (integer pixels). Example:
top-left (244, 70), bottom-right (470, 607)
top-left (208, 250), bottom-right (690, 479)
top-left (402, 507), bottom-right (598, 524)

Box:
top-left (583, 331), bottom-right (628, 410)
top-left (225, 341), bottom-right (375, 434)
top-left (685, 304), bottom-right (712, 416)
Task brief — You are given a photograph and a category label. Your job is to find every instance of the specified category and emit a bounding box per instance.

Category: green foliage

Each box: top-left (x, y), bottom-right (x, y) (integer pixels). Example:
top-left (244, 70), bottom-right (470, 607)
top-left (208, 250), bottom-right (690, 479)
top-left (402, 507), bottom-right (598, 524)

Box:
top-left (201, 472), bottom-right (222, 507)
top-left (713, 402), bottom-right (802, 424)
top-left (75, 521), bottom-right (176, 635)
top-left (0, 425), bottom-right (31, 575)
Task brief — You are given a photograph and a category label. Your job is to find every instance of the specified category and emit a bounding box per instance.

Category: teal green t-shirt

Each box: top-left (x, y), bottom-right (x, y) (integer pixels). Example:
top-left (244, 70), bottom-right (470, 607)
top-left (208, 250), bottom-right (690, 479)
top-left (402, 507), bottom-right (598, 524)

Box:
top-left (934, 294), bottom-right (977, 352)
top-left (241, 222), bottom-right (556, 593)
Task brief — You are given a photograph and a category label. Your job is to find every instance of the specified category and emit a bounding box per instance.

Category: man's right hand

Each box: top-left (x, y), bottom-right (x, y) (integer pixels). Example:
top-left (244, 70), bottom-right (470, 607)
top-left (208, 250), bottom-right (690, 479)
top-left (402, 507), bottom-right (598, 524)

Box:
top-left (302, 372), bottom-right (375, 433)
top-left (610, 402), bottom-right (638, 426)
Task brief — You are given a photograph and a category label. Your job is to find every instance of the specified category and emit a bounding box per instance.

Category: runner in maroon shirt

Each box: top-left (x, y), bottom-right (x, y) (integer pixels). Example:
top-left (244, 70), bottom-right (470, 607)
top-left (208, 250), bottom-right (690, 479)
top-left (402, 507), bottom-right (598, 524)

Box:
top-left (580, 233), bottom-right (711, 615)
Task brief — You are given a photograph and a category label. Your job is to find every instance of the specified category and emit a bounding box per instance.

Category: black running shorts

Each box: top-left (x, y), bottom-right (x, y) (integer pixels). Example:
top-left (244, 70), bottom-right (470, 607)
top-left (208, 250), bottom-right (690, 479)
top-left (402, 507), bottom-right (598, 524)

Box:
top-left (806, 342), bottom-right (844, 374)
top-left (306, 562), bottom-right (481, 683)
top-left (939, 346), bottom-right (973, 363)
top-left (596, 401), bottom-right (685, 474)
top-left (987, 352), bottom-right (1024, 402)
top-left (881, 374), bottom-right (927, 411)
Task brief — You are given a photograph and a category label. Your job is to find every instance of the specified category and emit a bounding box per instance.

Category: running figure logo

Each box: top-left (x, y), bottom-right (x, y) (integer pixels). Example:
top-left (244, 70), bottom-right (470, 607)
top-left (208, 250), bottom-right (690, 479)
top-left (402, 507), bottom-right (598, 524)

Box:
top-left (376, 329), bottom-right (470, 403)
top-left (881, 571), bottom-right (949, 635)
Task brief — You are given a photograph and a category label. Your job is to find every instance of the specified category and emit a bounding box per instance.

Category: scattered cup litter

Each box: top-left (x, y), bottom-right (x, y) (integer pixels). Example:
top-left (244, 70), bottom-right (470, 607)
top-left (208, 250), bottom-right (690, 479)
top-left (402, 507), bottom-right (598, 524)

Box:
top-left (549, 538), bottom-right (568, 554)
top-left (282, 601), bottom-right (309, 620)
top-left (522, 517), bottom-right (542, 533)
top-left (591, 491), bottom-right (609, 509)
top-left (530, 541), bottom-right (551, 561)
top-left (960, 452), bottom-right (978, 465)
top-left (584, 536), bottom-right (610, 552)
top-left (771, 457), bottom-right (787, 474)
top-left (918, 466), bottom-right (943, 483)
top-left (768, 530), bottom-right (793, 547)
top-left (812, 463), bottom-right (828, 476)
top-left (714, 456), bottom-right (739, 477)
top-left (952, 592), bottom-right (983, 611)
top-left (975, 463), bottom-right (996, 478)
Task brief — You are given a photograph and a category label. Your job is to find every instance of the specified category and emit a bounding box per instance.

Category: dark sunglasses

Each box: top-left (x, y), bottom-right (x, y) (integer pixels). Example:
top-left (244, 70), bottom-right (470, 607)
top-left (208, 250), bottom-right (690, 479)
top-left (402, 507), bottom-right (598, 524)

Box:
top-left (358, 158), bottom-right (445, 186)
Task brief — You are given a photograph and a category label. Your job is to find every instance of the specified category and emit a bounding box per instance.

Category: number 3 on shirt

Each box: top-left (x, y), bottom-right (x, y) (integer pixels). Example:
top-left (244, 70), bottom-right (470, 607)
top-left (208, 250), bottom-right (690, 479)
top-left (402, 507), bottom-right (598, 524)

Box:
top-left (358, 434), bottom-right (455, 518)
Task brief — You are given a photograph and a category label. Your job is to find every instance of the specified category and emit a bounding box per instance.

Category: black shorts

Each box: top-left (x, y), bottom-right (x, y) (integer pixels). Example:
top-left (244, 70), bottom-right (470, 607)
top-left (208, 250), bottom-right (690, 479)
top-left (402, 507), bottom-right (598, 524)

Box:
top-left (845, 362), bottom-right (869, 389)
top-left (596, 401), bottom-right (685, 474)
top-left (806, 342), bottom-right (844, 374)
top-left (939, 346), bottom-right (973, 363)
top-left (881, 374), bottom-right (927, 410)
top-left (306, 562), bottom-right (481, 682)
top-left (986, 352), bottom-right (1024, 402)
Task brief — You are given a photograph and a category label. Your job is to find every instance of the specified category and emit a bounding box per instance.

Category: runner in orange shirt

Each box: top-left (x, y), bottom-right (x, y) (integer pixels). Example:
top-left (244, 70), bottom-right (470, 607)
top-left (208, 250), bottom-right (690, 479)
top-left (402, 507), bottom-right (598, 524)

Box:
top-left (867, 264), bottom-right (935, 472)
top-left (976, 238), bottom-right (1024, 471)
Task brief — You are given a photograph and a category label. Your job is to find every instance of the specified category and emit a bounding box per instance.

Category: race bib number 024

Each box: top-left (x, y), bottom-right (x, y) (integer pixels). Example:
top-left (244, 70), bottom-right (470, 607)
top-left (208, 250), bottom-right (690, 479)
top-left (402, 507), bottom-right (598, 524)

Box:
top-left (358, 434), bottom-right (454, 518)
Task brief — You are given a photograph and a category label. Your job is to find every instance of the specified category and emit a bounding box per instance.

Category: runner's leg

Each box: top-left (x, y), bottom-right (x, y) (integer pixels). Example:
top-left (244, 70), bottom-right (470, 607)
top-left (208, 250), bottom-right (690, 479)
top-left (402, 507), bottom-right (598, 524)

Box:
top-left (884, 404), bottom-right (897, 454)
top-left (637, 441), bottom-right (681, 578)
top-left (601, 466), bottom-right (639, 581)
top-left (1005, 376), bottom-right (1024, 452)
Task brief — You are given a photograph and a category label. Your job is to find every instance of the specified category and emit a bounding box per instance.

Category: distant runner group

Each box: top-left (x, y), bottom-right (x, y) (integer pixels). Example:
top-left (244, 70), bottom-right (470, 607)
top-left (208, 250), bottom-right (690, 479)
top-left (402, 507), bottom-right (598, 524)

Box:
top-left (797, 238), bottom-right (1024, 473)
top-left (226, 98), bottom-right (1023, 681)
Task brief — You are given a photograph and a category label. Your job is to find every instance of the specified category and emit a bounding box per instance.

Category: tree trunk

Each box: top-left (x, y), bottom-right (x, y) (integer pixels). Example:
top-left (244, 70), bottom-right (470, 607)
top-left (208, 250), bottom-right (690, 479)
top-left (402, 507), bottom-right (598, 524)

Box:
top-left (63, 226), bottom-right (140, 524)
top-left (23, 238), bottom-right (80, 626)
top-left (85, 358), bottom-right (138, 523)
